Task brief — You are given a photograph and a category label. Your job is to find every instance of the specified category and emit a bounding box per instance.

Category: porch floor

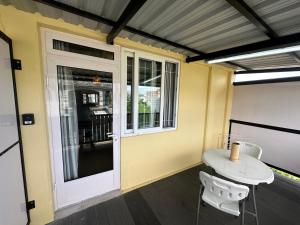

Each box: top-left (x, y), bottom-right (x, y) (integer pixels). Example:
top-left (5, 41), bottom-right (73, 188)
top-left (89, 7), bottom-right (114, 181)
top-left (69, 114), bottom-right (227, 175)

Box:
top-left (48, 165), bottom-right (300, 225)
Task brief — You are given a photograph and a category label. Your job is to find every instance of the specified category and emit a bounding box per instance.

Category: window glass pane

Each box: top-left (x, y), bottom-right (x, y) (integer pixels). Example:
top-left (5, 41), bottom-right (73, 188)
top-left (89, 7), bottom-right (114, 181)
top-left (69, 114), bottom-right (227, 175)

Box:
top-left (163, 62), bottom-right (178, 128)
top-left (138, 59), bottom-right (161, 129)
top-left (53, 39), bottom-right (114, 60)
top-left (126, 57), bottom-right (134, 130)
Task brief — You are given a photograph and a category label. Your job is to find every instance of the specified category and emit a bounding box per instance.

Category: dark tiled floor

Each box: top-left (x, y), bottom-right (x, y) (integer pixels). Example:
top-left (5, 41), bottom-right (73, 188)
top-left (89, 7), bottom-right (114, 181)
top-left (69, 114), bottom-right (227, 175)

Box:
top-left (48, 165), bottom-right (300, 225)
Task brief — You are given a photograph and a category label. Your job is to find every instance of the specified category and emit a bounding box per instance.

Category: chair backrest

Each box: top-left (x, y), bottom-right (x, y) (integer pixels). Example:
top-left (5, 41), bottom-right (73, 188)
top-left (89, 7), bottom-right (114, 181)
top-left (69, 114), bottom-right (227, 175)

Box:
top-left (199, 171), bottom-right (249, 202)
top-left (236, 141), bottom-right (262, 160)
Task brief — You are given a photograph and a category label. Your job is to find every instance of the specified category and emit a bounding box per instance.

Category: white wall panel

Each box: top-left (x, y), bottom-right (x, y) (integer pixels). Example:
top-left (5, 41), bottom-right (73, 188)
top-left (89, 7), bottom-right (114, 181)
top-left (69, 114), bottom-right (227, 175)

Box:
top-left (0, 39), bottom-right (18, 152)
top-left (232, 82), bottom-right (300, 130)
top-left (0, 34), bottom-right (28, 225)
top-left (231, 82), bottom-right (300, 175)
top-left (0, 144), bottom-right (28, 225)
top-left (231, 123), bottom-right (300, 175)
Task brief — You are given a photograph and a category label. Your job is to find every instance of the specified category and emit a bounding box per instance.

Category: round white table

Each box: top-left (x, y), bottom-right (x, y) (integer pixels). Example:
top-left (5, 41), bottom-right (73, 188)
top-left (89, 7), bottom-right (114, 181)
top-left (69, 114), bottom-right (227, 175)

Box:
top-left (203, 149), bottom-right (274, 185)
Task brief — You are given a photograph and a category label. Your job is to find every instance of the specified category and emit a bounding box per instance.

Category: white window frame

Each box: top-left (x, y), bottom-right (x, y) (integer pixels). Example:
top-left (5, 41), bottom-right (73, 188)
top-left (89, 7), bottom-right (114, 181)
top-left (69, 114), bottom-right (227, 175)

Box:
top-left (121, 48), bottom-right (180, 137)
top-left (44, 30), bottom-right (117, 66)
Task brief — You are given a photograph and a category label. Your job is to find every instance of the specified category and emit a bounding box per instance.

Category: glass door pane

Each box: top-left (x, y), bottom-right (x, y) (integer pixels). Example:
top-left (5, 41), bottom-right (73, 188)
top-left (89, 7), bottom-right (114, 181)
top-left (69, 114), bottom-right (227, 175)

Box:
top-left (57, 65), bottom-right (113, 182)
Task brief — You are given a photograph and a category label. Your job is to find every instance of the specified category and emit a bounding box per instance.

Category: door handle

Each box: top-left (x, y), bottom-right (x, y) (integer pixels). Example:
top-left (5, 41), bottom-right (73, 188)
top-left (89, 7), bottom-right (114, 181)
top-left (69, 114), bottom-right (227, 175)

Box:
top-left (107, 132), bottom-right (116, 138)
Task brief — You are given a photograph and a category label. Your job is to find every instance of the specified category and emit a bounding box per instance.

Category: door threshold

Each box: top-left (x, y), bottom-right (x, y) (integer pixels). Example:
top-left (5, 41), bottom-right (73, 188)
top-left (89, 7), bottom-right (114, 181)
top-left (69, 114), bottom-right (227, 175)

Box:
top-left (55, 189), bottom-right (122, 220)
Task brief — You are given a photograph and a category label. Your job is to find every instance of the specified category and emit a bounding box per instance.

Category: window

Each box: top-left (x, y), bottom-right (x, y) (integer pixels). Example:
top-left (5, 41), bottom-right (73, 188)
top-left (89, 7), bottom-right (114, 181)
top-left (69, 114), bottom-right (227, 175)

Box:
top-left (122, 49), bottom-right (179, 135)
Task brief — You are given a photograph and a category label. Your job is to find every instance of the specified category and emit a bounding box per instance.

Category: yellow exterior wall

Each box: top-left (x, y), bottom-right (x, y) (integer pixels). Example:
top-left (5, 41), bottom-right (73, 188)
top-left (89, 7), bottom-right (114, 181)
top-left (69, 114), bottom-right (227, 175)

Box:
top-left (121, 62), bottom-right (210, 190)
top-left (0, 5), bottom-right (233, 225)
top-left (204, 67), bottom-right (234, 150)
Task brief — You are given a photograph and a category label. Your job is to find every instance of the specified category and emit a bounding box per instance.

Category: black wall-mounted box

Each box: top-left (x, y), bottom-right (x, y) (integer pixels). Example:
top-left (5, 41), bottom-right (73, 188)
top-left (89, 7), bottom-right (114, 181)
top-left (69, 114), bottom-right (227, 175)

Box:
top-left (22, 114), bottom-right (35, 125)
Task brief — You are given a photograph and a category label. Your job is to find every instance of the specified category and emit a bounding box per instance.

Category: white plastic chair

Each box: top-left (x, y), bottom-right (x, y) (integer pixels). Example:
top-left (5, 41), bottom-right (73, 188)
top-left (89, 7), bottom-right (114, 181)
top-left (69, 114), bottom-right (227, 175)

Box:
top-left (236, 141), bottom-right (262, 160)
top-left (196, 171), bottom-right (249, 225)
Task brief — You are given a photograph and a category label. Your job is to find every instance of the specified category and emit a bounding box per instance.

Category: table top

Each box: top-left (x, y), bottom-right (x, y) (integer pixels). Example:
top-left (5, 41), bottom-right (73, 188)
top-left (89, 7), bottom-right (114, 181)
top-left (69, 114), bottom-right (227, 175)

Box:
top-left (203, 149), bottom-right (274, 185)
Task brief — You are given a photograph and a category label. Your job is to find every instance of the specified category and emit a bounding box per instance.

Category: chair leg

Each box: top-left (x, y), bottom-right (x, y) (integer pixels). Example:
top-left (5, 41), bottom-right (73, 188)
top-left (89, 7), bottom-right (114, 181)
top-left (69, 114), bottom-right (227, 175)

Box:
top-left (252, 185), bottom-right (259, 225)
top-left (196, 186), bottom-right (203, 225)
top-left (247, 194), bottom-right (250, 201)
top-left (241, 200), bottom-right (245, 225)
top-left (246, 184), bottom-right (251, 201)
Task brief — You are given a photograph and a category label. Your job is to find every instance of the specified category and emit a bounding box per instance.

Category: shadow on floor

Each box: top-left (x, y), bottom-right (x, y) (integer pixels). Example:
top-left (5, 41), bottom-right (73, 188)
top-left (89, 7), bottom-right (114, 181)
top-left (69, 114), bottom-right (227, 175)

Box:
top-left (48, 165), bottom-right (300, 225)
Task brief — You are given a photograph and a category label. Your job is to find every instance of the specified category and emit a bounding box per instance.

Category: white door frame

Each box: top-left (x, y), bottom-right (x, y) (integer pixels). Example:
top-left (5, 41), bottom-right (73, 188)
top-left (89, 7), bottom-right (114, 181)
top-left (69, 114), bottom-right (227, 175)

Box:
top-left (41, 28), bottom-right (121, 210)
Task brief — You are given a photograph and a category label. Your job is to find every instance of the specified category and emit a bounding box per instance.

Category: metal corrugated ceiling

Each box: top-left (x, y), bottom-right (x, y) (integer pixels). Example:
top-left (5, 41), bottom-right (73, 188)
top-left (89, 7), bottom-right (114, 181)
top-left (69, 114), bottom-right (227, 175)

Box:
top-left (1, 0), bottom-right (300, 70)
top-left (127, 0), bottom-right (267, 53)
top-left (245, 0), bottom-right (300, 36)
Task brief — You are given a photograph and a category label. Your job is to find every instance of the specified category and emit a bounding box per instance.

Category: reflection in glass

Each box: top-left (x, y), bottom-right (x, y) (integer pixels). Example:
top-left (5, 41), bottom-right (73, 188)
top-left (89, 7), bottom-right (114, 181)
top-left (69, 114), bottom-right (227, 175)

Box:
top-left (163, 62), bottom-right (178, 128)
top-left (126, 57), bottom-right (134, 130)
top-left (57, 66), bottom-right (113, 182)
top-left (138, 59), bottom-right (161, 129)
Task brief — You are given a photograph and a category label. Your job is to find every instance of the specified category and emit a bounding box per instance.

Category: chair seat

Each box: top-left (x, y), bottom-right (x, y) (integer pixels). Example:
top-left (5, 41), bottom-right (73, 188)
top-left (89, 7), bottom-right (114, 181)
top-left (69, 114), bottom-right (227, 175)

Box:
top-left (202, 189), bottom-right (240, 216)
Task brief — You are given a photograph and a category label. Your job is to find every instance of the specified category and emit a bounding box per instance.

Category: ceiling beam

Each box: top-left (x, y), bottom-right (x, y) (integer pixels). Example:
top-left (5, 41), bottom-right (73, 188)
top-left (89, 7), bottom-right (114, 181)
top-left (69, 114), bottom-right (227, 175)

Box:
top-left (225, 0), bottom-right (277, 38)
top-left (186, 32), bottom-right (300, 63)
top-left (107, 0), bottom-right (147, 44)
top-left (233, 76), bottom-right (300, 86)
top-left (235, 67), bottom-right (300, 74)
top-left (122, 26), bottom-right (205, 55)
top-left (225, 0), bottom-right (300, 63)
